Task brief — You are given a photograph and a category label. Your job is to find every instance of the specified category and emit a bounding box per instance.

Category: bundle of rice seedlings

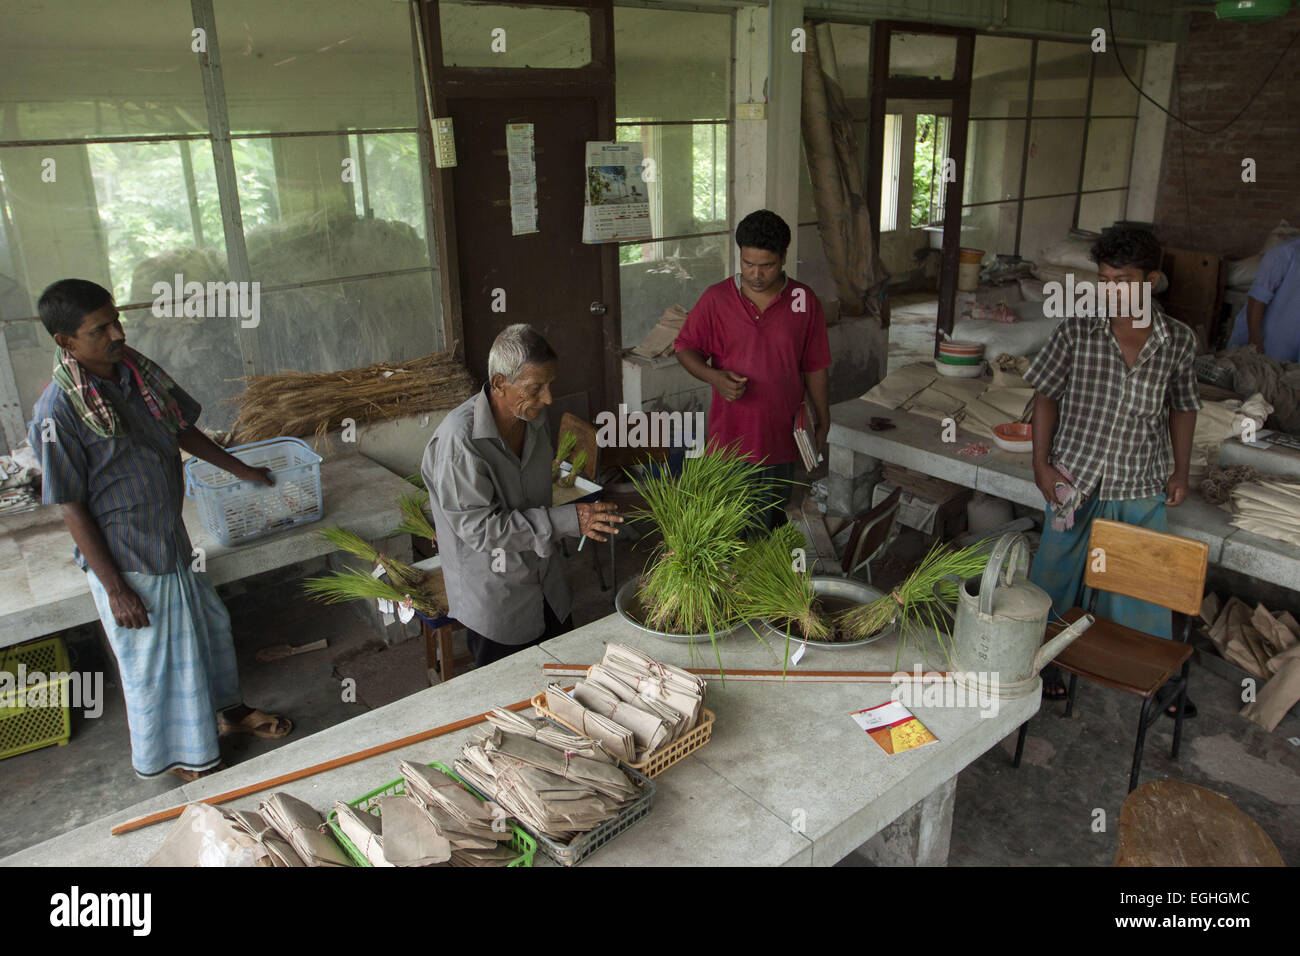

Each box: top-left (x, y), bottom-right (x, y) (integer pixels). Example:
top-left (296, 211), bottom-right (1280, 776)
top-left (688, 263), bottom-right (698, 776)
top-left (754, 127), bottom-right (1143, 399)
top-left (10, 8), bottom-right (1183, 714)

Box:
top-left (734, 523), bottom-right (829, 643)
top-left (631, 446), bottom-right (783, 668)
top-left (228, 347), bottom-right (476, 446)
top-left (392, 490), bottom-right (437, 544)
top-left (552, 431), bottom-right (578, 482)
top-left (837, 541), bottom-right (991, 665)
top-left (557, 449), bottom-right (588, 489)
top-left (302, 527), bottom-right (447, 619)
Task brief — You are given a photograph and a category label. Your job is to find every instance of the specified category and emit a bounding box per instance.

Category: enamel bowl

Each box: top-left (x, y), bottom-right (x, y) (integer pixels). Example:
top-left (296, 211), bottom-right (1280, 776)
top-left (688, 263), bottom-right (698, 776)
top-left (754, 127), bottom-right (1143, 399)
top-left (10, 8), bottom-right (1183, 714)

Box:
top-left (993, 422), bottom-right (1033, 453)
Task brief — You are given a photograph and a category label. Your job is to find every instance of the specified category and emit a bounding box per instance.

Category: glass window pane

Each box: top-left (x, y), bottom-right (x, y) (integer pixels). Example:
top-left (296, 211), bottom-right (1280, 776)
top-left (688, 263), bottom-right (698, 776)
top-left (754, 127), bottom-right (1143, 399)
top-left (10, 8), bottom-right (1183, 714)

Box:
top-left (1, 144), bottom-right (116, 301)
top-left (1019, 195), bottom-right (1079, 262)
top-left (616, 8), bottom-right (731, 121)
top-left (964, 119), bottom-right (1025, 205)
top-left (441, 2), bottom-right (590, 69)
top-left (1033, 41), bottom-right (1092, 117)
top-left (215, 0), bottom-right (417, 135)
top-left (615, 123), bottom-right (726, 239)
top-left (1091, 46), bottom-right (1145, 115)
top-left (1082, 118), bottom-right (1135, 192)
top-left (619, 235), bottom-right (728, 350)
top-left (971, 36), bottom-right (1031, 118)
top-left (1078, 189), bottom-right (1127, 234)
top-left (348, 133), bottom-right (429, 237)
top-left (0, 0), bottom-right (207, 141)
top-left (1024, 118), bottom-right (1086, 198)
top-left (88, 141), bottom-right (229, 304)
top-left (118, 300), bottom-right (246, 433)
top-left (257, 273), bottom-right (439, 377)
top-left (889, 32), bottom-right (956, 80)
top-left (911, 115), bottom-right (949, 228)
top-left (233, 135), bottom-right (431, 286)
top-left (958, 200), bottom-right (1020, 261)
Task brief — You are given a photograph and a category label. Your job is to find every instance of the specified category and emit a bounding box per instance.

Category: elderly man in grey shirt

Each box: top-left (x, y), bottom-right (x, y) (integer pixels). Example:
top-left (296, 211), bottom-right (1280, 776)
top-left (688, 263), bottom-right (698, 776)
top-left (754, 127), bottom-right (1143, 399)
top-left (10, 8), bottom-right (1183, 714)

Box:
top-left (423, 324), bottom-right (622, 666)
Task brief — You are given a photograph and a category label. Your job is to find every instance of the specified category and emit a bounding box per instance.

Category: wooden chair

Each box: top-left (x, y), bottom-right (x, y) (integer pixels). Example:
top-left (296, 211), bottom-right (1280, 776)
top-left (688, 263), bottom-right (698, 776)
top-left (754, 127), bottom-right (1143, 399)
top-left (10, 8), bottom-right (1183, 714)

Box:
top-left (1012, 518), bottom-right (1209, 793)
top-left (839, 486), bottom-right (902, 584)
top-left (422, 618), bottom-right (473, 683)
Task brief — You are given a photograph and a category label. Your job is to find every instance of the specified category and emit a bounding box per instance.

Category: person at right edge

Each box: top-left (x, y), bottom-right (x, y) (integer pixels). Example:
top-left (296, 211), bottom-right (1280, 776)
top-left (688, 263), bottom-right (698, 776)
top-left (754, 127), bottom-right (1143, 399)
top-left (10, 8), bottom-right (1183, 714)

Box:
top-left (673, 209), bottom-right (831, 529)
top-left (1024, 227), bottom-right (1201, 716)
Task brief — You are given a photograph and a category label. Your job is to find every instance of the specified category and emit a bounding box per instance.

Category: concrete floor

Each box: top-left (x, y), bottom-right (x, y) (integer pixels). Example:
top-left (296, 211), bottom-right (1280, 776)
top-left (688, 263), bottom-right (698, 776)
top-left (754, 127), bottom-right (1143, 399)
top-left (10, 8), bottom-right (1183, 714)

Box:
top-left (2, 521), bottom-right (1297, 865)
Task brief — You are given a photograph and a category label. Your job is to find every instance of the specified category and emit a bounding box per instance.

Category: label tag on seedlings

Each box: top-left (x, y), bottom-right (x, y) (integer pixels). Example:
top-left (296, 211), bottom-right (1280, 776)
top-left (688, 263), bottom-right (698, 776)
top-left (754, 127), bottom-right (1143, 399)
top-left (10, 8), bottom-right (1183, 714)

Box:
top-left (791, 639), bottom-right (808, 666)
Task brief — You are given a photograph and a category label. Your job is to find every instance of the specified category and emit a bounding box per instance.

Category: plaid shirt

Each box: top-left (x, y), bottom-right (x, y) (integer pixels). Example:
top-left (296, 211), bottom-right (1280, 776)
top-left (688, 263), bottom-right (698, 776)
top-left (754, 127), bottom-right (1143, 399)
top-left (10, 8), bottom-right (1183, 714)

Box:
top-left (1025, 305), bottom-right (1201, 501)
top-left (28, 362), bottom-right (202, 574)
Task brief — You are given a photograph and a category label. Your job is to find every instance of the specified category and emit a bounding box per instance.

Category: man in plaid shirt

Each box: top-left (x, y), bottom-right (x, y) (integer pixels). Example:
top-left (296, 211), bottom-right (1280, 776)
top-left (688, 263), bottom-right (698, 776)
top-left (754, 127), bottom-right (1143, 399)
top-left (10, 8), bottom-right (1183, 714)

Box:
top-left (1025, 228), bottom-right (1200, 713)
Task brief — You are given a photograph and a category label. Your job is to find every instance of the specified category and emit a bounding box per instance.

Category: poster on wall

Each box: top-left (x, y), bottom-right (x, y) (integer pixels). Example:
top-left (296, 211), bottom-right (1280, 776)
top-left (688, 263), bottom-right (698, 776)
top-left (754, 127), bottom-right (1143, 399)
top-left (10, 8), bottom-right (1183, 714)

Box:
top-left (582, 141), bottom-right (652, 244)
top-left (507, 123), bottom-right (538, 236)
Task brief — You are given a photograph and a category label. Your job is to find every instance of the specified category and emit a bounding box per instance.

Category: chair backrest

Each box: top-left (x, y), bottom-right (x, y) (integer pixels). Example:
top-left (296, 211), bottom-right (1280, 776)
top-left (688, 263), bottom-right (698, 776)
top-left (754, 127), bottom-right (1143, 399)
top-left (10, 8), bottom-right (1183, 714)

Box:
top-left (1083, 518), bottom-right (1208, 615)
top-left (557, 412), bottom-right (599, 480)
top-left (841, 486), bottom-right (902, 575)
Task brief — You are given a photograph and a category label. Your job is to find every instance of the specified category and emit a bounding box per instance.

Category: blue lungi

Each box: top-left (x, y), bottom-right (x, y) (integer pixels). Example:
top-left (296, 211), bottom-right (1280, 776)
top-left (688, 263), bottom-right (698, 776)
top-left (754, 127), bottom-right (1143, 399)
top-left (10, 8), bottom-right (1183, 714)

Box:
top-left (86, 561), bottom-right (241, 777)
top-left (1030, 493), bottom-right (1173, 643)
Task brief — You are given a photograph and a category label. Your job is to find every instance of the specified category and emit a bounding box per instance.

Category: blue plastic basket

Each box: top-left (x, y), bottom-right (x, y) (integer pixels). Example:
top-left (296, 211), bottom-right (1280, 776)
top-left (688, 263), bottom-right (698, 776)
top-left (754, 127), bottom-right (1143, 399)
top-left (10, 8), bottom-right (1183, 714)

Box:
top-left (184, 436), bottom-right (323, 546)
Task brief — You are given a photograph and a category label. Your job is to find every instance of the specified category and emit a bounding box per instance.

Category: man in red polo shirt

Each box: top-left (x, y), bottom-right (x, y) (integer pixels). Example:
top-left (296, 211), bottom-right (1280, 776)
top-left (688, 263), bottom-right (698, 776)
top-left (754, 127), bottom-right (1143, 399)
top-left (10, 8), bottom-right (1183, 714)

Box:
top-left (675, 209), bottom-right (831, 527)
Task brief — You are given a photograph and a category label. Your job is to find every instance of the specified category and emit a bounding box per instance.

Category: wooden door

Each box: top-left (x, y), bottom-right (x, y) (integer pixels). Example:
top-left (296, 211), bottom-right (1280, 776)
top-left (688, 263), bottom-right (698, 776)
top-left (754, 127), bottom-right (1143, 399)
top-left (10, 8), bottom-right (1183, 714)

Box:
top-left (447, 95), bottom-right (612, 421)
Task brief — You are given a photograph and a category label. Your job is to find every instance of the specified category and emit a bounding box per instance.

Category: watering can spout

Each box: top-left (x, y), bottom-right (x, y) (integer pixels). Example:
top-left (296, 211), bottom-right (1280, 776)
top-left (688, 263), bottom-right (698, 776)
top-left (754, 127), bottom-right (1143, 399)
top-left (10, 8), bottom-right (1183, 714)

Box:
top-left (1032, 614), bottom-right (1095, 674)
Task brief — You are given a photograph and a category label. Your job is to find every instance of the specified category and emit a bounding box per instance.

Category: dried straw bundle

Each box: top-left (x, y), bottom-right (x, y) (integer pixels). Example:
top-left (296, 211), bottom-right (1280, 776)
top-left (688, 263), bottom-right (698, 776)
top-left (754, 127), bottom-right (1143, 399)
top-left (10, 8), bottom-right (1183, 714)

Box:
top-left (229, 347), bottom-right (476, 445)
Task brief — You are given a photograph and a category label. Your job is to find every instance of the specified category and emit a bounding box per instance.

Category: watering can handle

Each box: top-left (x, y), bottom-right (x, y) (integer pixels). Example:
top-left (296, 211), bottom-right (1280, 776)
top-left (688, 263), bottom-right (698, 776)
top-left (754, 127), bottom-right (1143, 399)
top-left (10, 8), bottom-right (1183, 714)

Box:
top-left (978, 532), bottom-right (1031, 617)
top-left (931, 574), bottom-right (964, 623)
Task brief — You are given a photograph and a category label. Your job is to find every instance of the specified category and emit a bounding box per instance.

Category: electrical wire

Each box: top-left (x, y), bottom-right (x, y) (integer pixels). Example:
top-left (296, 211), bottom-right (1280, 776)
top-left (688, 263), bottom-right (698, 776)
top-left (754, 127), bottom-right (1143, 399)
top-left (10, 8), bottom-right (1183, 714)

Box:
top-left (1106, 0), bottom-right (1299, 135)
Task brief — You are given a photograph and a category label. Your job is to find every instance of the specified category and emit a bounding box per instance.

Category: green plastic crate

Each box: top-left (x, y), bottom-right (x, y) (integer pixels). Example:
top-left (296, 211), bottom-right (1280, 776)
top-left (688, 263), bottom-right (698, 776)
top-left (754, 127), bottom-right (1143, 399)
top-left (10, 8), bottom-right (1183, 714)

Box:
top-left (0, 636), bottom-right (73, 760)
top-left (327, 761), bottom-right (536, 867)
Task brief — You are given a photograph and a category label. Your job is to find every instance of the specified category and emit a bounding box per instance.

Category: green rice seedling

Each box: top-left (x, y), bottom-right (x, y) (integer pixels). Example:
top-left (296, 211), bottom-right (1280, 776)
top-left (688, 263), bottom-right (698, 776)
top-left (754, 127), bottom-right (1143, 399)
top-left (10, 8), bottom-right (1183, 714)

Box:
top-left (302, 566), bottom-right (446, 618)
top-left (836, 540), bottom-right (991, 667)
top-left (392, 490), bottom-right (437, 543)
top-left (734, 523), bottom-right (829, 642)
top-left (552, 430), bottom-right (579, 482)
top-left (630, 445), bottom-right (785, 674)
top-left (316, 526), bottom-right (424, 591)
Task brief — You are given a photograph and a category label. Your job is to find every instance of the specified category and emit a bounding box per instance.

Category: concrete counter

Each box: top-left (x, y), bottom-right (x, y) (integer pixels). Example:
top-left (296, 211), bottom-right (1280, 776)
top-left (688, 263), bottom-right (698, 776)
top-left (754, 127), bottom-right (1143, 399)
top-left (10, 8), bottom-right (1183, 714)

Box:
top-left (4, 612), bottom-right (1035, 867)
top-left (0, 451), bottom-right (416, 647)
top-left (828, 399), bottom-right (1300, 594)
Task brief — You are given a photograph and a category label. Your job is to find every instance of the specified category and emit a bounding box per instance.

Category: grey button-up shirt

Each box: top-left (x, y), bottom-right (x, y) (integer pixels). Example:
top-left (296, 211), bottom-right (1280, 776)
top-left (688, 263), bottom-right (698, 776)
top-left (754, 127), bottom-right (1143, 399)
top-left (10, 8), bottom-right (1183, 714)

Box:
top-left (28, 362), bottom-right (201, 574)
top-left (422, 385), bottom-right (580, 645)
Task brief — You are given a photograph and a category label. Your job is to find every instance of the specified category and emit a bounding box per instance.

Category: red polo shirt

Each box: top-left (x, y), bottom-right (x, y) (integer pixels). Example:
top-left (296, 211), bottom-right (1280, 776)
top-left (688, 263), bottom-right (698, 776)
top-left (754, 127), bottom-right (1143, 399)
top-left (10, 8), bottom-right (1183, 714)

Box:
top-left (675, 275), bottom-right (831, 465)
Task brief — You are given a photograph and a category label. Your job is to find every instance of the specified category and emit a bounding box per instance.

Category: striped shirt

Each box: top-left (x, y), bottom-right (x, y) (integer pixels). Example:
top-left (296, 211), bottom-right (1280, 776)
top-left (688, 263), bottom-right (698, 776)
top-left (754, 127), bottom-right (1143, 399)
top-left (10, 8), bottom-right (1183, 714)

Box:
top-left (28, 362), bottom-right (202, 574)
top-left (1025, 305), bottom-right (1201, 501)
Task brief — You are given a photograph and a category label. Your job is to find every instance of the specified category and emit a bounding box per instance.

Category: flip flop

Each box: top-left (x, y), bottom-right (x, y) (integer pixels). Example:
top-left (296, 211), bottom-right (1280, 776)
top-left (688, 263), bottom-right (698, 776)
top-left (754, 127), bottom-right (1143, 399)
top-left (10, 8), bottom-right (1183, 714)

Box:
top-left (1163, 697), bottom-right (1197, 719)
top-left (218, 708), bottom-right (293, 739)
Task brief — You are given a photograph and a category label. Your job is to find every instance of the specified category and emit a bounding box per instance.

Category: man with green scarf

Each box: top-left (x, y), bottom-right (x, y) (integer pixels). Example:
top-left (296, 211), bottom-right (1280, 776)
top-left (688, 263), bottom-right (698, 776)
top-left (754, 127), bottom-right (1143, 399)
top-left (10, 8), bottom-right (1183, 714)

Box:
top-left (27, 278), bottom-right (292, 781)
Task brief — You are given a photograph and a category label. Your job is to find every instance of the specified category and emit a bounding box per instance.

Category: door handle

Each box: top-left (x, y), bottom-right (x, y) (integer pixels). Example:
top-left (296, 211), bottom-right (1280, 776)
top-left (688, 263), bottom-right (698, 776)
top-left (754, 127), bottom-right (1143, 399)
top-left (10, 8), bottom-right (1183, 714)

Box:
top-left (590, 301), bottom-right (607, 317)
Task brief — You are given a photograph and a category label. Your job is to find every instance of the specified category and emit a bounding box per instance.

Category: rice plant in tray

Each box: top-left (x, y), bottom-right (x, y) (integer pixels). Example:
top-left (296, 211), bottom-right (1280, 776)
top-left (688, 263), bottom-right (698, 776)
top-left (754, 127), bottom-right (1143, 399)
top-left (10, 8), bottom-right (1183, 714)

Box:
top-left (629, 445), bottom-right (782, 671)
top-left (734, 523), bottom-right (829, 647)
top-left (836, 540), bottom-right (991, 666)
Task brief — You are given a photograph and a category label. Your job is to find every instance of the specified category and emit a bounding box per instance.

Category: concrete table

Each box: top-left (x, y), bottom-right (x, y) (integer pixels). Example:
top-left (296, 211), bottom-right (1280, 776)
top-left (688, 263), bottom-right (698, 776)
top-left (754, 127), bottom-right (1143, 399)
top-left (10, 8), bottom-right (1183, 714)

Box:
top-left (827, 398), bottom-right (1300, 594)
top-left (3, 612), bottom-right (1035, 867)
top-left (0, 451), bottom-right (416, 648)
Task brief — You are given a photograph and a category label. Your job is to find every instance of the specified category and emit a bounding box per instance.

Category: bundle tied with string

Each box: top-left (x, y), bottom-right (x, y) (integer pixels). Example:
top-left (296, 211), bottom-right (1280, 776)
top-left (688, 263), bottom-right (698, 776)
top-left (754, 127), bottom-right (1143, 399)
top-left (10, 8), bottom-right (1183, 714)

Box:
top-left (229, 346), bottom-right (475, 446)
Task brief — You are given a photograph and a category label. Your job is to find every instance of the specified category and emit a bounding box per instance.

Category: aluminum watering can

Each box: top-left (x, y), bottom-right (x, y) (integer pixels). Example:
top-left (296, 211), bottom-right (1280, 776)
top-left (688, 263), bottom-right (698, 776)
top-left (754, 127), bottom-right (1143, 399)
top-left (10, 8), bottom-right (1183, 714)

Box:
top-left (933, 532), bottom-right (1094, 699)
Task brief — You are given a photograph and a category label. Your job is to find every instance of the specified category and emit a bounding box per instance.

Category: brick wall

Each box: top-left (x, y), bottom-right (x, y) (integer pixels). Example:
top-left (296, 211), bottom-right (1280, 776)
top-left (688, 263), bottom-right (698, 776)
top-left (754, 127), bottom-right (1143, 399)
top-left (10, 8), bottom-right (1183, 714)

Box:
top-left (1153, 7), bottom-right (1300, 258)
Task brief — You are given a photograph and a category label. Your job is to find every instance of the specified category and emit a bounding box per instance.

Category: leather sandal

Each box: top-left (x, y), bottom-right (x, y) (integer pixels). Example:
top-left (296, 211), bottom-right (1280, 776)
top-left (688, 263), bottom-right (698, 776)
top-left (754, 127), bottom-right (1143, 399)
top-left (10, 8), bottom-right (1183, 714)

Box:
top-left (218, 708), bottom-right (293, 739)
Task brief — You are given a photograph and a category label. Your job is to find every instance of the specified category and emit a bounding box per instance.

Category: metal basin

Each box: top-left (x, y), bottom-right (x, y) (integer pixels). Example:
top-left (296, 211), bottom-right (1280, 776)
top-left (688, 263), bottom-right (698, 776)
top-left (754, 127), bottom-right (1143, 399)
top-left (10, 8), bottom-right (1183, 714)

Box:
top-left (614, 577), bottom-right (744, 645)
top-left (756, 576), bottom-right (896, 649)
